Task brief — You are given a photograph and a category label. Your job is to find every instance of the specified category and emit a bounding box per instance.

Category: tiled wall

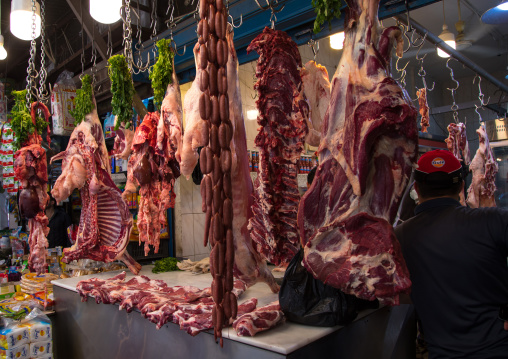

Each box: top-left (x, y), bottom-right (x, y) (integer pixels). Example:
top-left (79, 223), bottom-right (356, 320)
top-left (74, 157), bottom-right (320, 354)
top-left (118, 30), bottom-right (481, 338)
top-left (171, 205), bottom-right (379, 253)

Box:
top-left (174, 41), bottom-right (340, 260)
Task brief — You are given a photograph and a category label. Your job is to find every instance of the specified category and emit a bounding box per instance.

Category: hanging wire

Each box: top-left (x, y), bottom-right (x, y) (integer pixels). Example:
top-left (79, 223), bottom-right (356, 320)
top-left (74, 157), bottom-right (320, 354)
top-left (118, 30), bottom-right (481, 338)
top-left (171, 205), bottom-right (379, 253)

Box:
top-left (25, 0), bottom-right (39, 109)
top-left (446, 58), bottom-right (460, 124)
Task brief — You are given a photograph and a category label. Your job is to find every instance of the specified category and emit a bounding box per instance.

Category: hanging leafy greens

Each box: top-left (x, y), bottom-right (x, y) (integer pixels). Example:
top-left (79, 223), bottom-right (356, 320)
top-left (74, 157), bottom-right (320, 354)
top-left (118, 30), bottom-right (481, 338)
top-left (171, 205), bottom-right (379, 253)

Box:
top-left (9, 90), bottom-right (48, 151)
top-left (312, 0), bottom-right (342, 34)
top-left (70, 74), bottom-right (94, 125)
top-left (107, 55), bottom-right (135, 130)
top-left (149, 39), bottom-right (175, 111)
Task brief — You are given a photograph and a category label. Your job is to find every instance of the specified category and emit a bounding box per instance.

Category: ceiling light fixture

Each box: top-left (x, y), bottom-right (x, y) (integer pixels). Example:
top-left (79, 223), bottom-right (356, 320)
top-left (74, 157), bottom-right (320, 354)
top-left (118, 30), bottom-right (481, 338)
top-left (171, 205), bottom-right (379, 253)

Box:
top-left (330, 32), bottom-right (345, 50)
top-left (10, 0), bottom-right (41, 41)
top-left (437, 1), bottom-right (455, 58)
top-left (90, 0), bottom-right (122, 24)
top-left (482, 1), bottom-right (508, 24)
top-left (0, 1), bottom-right (7, 60)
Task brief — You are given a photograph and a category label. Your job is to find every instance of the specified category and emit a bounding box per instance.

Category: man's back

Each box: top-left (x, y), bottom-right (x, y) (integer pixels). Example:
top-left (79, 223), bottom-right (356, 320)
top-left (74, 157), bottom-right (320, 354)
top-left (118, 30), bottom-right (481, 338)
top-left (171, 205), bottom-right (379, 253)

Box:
top-left (395, 197), bottom-right (508, 358)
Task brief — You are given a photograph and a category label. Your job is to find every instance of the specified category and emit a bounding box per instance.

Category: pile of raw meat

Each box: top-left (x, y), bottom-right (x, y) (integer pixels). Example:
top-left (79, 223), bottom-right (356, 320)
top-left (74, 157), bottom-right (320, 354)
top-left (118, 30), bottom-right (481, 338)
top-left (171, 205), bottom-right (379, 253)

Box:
top-left (298, 0), bottom-right (417, 305)
top-left (51, 109), bottom-right (141, 274)
top-left (14, 102), bottom-right (52, 274)
top-left (247, 27), bottom-right (309, 267)
top-left (76, 272), bottom-right (284, 337)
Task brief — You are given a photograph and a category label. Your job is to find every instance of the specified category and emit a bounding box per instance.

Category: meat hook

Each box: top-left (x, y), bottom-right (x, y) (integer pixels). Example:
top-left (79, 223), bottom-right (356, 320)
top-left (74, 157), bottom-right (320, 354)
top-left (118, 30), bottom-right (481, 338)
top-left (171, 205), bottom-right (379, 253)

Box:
top-left (395, 56), bottom-right (409, 89)
top-left (228, 13), bottom-right (243, 30)
top-left (254, 0), bottom-right (285, 29)
top-left (415, 40), bottom-right (435, 92)
top-left (473, 75), bottom-right (490, 108)
top-left (446, 58), bottom-right (460, 123)
top-left (308, 39), bottom-right (319, 61)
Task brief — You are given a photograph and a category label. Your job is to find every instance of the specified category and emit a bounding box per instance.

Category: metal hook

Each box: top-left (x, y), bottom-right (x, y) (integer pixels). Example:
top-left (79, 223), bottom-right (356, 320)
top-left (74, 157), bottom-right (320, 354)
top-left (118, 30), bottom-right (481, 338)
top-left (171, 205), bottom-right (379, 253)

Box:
top-left (172, 41), bottom-right (187, 56)
top-left (446, 58), bottom-right (460, 123)
top-left (395, 56), bottom-right (409, 88)
top-left (254, 0), bottom-right (285, 29)
top-left (228, 13), bottom-right (243, 29)
top-left (473, 75), bottom-right (490, 107)
top-left (445, 58), bottom-right (460, 92)
top-left (308, 39), bottom-right (319, 61)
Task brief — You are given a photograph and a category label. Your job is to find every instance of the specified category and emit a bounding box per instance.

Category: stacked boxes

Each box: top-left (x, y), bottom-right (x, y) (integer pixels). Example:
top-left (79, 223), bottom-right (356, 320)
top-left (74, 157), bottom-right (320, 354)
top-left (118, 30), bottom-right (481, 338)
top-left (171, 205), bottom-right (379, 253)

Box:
top-left (1, 123), bottom-right (18, 194)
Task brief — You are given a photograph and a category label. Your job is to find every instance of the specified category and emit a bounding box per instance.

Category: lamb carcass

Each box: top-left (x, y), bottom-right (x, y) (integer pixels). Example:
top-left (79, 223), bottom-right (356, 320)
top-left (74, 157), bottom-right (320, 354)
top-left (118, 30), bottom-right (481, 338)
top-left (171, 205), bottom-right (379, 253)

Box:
top-left (179, 43), bottom-right (209, 178)
top-left (14, 102), bottom-right (51, 274)
top-left (247, 27), bottom-right (309, 267)
top-left (416, 88), bottom-right (430, 133)
top-left (445, 122), bottom-right (470, 205)
top-left (298, 0), bottom-right (417, 305)
top-left (51, 109), bottom-right (141, 274)
top-left (466, 124), bottom-right (498, 208)
top-left (123, 111), bottom-right (179, 255)
top-left (226, 30), bottom-right (279, 292)
top-left (301, 60), bottom-right (331, 147)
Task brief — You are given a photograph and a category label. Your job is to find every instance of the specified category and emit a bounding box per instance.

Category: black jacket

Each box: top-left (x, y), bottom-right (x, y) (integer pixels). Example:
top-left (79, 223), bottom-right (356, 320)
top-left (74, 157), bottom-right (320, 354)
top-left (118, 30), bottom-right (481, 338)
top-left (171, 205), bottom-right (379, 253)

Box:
top-left (395, 197), bottom-right (508, 359)
top-left (47, 207), bottom-right (72, 248)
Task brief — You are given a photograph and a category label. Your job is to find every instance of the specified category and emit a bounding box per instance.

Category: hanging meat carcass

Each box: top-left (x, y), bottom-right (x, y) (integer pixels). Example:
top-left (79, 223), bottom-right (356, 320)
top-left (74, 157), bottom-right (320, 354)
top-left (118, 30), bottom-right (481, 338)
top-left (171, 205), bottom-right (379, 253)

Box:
top-left (445, 122), bottom-right (470, 205)
top-left (113, 123), bottom-right (134, 160)
top-left (225, 30), bottom-right (279, 292)
top-left (298, 0), bottom-right (417, 305)
top-left (466, 124), bottom-right (498, 208)
top-left (416, 88), bottom-right (430, 133)
top-left (123, 110), bottom-right (180, 256)
top-left (247, 27), bottom-right (309, 267)
top-left (301, 60), bottom-right (331, 147)
top-left (179, 43), bottom-right (209, 178)
top-left (51, 109), bottom-right (141, 274)
top-left (14, 102), bottom-right (51, 274)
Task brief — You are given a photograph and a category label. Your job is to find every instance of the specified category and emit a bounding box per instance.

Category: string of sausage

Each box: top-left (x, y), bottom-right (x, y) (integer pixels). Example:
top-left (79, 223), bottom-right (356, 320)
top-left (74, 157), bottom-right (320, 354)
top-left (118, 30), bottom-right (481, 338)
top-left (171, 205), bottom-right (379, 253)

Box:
top-left (197, 0), bottom-right (236, 346)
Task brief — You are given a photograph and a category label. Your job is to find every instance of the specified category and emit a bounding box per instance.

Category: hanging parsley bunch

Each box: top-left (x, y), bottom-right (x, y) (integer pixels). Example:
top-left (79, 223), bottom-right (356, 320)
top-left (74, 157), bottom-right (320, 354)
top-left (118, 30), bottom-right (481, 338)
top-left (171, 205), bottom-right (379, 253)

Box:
top-left (9, 90), bottom-right (48, 151)
top-left (107, 55), bottom-right (135, 130)
top-left (149, 39), bottom-right (175, 111)
top-left (312, 0), bottom-right (342, 34)
top-left (70, 74), bottom-right (94, 125)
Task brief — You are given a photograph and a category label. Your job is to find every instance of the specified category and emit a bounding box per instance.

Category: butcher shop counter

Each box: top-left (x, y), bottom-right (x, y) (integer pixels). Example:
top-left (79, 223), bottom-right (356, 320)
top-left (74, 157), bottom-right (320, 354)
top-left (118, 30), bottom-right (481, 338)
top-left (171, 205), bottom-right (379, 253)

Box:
top-left (51, 266), bottom-right (416, 359)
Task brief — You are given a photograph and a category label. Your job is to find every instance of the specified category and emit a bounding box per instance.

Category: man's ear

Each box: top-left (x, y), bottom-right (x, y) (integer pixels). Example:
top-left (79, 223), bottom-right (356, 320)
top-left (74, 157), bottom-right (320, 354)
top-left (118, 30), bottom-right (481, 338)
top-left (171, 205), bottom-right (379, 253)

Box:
top-left (413, 182), bottom-right (420, 196)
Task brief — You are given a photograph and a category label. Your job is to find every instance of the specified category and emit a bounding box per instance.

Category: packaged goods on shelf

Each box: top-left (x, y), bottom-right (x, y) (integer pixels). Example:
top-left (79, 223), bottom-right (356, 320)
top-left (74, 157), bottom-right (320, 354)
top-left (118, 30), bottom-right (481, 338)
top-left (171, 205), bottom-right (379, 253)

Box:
top-left (0, 325), bottom-right (29, 349)
top-left (50, 74), bottom-right (77, 136)
top-left (0, 343), bottom-right (29, 359)
top-left (29, 341), bottom-right (52, 358)
top-left (21, 318), bottom-right (51, 344)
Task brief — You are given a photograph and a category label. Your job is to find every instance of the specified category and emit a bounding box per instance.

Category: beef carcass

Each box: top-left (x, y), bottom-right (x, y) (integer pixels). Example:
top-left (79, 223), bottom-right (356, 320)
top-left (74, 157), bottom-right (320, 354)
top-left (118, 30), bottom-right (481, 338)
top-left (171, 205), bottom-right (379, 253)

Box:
top-left (297, 0), bottom-right (417, 305)
top-left (416, 88), bottom-right (430, 133)
top-left (301, 60), bottom-right (331, 147)
top-left (179, 43), bottom-right (209, 178)
top-left (225, 30), bottom-right (279, 292)
top-left (123, 112), bottom-right (179, 255)
top-left (113, 123), bottom-right (134, 160)
top-left (14, 102), bottom-right (51, 274)
top-left (247, 27), bottom-right (309, 267)
top-left (445, 122), bottom-right (470, 164)
top-left (233, 301), bottom-right (284, 337)
top-left (466, 124), bottom-right (498, 208)
top-left (51, 109), bottom-right (140, 274)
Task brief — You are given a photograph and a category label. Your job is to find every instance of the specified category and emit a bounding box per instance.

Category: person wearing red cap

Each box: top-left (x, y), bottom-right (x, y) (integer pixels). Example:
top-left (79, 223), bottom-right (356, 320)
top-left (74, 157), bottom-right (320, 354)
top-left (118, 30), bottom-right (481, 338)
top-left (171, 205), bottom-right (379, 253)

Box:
top-left (395, 149), bottom-right (508, 359)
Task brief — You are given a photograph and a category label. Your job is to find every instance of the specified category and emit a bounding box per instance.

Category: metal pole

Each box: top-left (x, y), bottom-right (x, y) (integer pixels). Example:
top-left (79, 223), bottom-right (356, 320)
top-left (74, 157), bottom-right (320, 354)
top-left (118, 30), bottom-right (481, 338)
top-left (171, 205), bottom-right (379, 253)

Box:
top-left (396, 15), bottom-right (508, 95)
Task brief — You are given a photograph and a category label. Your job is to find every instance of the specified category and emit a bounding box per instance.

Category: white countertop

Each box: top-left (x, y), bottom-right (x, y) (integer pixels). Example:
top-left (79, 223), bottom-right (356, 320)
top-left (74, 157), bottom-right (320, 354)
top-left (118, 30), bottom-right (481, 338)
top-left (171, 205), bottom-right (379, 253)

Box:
top-left (52, 266), bottom-right (375, 355)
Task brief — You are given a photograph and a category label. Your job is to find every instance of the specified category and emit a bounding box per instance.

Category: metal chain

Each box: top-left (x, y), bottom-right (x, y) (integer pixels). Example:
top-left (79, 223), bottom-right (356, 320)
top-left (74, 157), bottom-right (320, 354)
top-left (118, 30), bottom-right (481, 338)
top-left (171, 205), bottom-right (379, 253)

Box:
top-left (38, 0), bottom-right (49, 102)
top-left (107, 25), bottom-right (113, 58)
top-left (123, 0), bottom-right (133, 72)
top-left (151, 0), bottom-right (158, 38)
top-left (91, 23), bottom-right (98, 86)
top-left (80, 0), bottom-right (85, 76)
top-left (25, 0), bottom-right (39, 109)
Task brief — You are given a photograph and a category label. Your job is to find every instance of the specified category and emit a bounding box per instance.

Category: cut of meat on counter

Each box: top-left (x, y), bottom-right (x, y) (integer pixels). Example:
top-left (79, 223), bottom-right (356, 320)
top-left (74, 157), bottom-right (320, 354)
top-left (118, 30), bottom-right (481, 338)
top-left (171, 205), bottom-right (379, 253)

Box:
top-left (76, 273), bottom-right (265, 337)
top-left (445, 122), bottom-right (470, 205)
top-left (123, 111), bottom-right (180, 256)
top-left (113, 123), bottom-right (134, 160)
top-left (445, 122), bottom-right (470, 165)
top-left (233, 301), bottom-right (284, 337)
top-left (247, 27), bottom-right (309, 267)
top-left (416, 88), bottom-right (430, 133)
top-left (179, 43), bottom-right (209, 178)
top-left (466, 124), bottom-right (499, 208)
top-left (14, 102), bottom-right (52, 274)
top-left (298, 0), bottom-right (417, 306)
top-left (225, 29), bottom-right (279, 293)
top-left (301, 60), bottom-right (331, 147)
top-left (51, 109), bottom-right (141, 275)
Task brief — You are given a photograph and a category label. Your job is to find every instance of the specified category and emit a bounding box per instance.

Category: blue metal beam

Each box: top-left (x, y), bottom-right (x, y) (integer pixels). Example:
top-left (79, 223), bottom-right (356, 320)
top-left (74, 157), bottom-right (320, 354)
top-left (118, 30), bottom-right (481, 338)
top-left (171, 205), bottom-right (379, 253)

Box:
top-left (132, 0), bottom-right (440, 84)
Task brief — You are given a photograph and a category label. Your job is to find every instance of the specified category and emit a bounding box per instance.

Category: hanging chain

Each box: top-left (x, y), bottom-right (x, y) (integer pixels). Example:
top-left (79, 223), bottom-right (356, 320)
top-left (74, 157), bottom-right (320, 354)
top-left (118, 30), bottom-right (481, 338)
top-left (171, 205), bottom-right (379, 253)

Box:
top-left (25, 0), bottom-right (38, 109)
top-left (151, 0), bottom-right (158, 38)
top-left (107, 25), bottom-right (113, 58)
top-left (446, 58), bottom-right (460, 124)
top-left (123, 0), bottom-right (133, 72)
top-left (80, 0), bottom-right (85, 76)
top-left (38, 0), bottom-right (49, 102)
top-left (91, 23), bottom-right (98, 87)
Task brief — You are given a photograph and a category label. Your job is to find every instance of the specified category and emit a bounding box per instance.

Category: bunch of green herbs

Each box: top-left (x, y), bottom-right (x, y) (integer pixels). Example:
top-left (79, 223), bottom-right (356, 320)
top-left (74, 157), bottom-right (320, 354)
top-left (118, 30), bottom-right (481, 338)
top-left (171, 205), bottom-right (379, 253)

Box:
top-left (312, 0), bottom-right (342, 34)
top-left (152, 257), bottom-right (180, 274)
top-left (107, 55), bottom-right (135, 130)
top-left (8, 90), bottom-right (48, 150)
top-left (149, 39), bottom-right (175, 111)
top-left (70, 74), bottom-right (94, 125)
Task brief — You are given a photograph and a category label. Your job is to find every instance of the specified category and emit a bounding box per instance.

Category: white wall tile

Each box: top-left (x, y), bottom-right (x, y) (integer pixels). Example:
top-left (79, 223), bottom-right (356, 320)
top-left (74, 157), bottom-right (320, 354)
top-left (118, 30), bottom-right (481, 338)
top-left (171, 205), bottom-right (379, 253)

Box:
top-left (193, 212), bottom-right (206, 254)
top-left (192, 182), bottom-right (203, 214)
top-left (181, 214), bottom-right (195, 258)
top-left (180, 176), bottom-right (193, 214)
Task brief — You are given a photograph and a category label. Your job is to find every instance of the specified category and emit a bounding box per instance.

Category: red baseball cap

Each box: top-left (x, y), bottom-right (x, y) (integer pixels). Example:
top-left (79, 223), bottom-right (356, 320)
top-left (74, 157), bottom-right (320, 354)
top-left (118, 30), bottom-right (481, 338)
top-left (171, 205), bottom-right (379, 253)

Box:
top-left (416, 149), bottom-right (462, 174)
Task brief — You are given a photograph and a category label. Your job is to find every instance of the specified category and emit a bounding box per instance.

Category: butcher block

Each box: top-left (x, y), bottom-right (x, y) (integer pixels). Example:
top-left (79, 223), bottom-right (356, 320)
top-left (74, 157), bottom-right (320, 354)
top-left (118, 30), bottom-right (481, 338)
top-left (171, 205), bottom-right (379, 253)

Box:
top-left (51, 266), bottom-right (415, 358)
